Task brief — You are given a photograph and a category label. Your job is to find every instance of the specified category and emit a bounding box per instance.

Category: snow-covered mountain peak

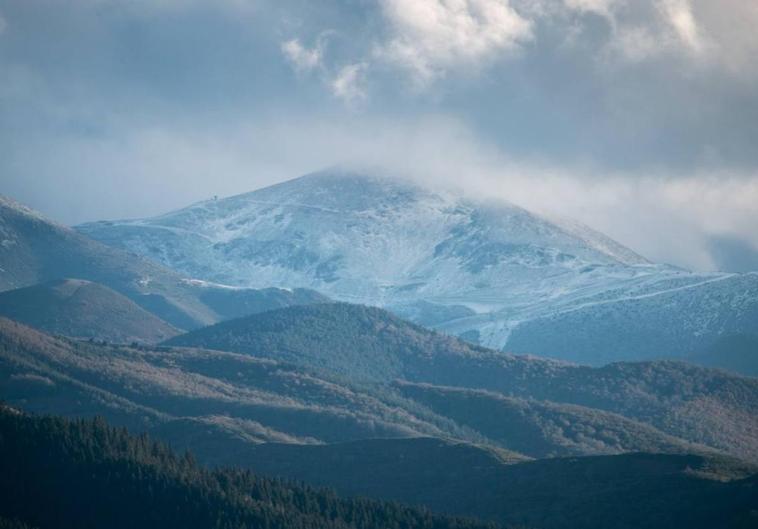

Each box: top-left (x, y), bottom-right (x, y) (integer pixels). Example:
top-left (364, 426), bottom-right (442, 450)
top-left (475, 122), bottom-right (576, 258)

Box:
top-left (76, 169), bottom-right (758, 356)
top-left (77, 170), bottom-right (654, 300)
top-left (126, 169), bottom-right (644, 266)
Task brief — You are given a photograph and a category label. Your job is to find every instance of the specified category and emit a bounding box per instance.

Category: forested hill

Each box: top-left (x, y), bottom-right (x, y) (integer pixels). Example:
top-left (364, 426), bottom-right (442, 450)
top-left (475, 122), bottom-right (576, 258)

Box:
top-left (164, 302), bottom-right (758, 461)
top-left (0, 407), bottom-right (499, 529)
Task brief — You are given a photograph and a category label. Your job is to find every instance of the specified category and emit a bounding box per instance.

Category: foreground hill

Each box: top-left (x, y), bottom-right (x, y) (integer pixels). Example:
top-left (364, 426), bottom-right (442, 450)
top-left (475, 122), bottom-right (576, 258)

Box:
top-left (0, 195), bottom-right (327, 331)
top-left (240, 438), bottom-right (758, 529)
top-left (0, 279), bottom-right (179, 343)
top-left (165, 303), bottom-right (758, 461)
top-left (0, 407), bottom-right (496, 529)
top-left (77, 169), bottom-right (758, 366)
top-left (4, 320), bottom-right (758, 527)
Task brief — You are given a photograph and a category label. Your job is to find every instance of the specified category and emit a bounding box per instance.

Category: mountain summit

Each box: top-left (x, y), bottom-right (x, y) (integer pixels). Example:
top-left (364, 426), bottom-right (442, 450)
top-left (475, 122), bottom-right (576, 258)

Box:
top-left (77, 170), bottom-right (758, 363)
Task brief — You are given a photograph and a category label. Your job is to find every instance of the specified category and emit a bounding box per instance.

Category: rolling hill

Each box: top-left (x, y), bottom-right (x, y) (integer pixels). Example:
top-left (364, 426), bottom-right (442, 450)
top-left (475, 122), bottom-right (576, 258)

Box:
top-left (4, 317), bottom-right (758, 528)
top-left (0, 317), bottom-right (490, 457)
top-left (1, 316), bottom-right (713, 463)
top-left (393, 381), bottom-right (696, 458)
top-left (0, 195), bottom-right (327, 331)
top-left (0, 279), bottom-right (179, 343)
top-left (164, 302), bottom-right (758, 461)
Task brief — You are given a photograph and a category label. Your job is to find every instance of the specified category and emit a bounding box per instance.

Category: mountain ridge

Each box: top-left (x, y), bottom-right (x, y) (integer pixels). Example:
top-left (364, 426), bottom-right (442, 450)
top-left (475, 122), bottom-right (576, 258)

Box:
top-left (0, 195), bottom-right (328, 331)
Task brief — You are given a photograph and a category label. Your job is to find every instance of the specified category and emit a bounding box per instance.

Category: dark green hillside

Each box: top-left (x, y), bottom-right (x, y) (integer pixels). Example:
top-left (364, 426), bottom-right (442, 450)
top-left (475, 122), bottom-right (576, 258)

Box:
top-left (1, 316), bottom-right (701, 465)
top-left (0, 195), bottom-right (327, 330)
top-left (0, 407), bottom-right (498, 529)
top-left (0, 279), bottom-right (179, 343)
top-left (394, 381), bottom-right (701, 458)
top-left (165, 302), bottom-right (758, 461)
top-left (0, 317), bottom-right (483, 459)
top-left (165, 302), bottom-right (489, 380)
top-left (235, 437), bottom-right (758, 529)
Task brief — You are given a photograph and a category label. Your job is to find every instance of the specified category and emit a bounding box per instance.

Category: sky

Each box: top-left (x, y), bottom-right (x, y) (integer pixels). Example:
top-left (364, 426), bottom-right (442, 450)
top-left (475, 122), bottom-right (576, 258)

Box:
top-left (1, 0), bottom-right (757, 272)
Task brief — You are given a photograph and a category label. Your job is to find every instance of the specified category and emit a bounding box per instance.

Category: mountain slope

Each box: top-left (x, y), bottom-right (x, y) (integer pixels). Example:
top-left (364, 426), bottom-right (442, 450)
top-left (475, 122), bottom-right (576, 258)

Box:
top-left (0, 195), bottom-right (327, 330)
top-left (0, 407), bottom-right (497, 529)
top-left (0, 317), bottom-right (496, 457)
top-left (0, 279), bottom-right (179, 343)
top-left (239, 439), bottom-right (758, 529)
top-left (0, 316), bottom-right (709, 463)
top-left (164, 302), bottom-right (495, 381)
top-left (393, 381), bottom-right (697, 458)
top-left (77, 170), bottom-right (758, 363)
top-left (506, 272), bottom-right (758, 364)
top-left (164, 303), bottom-right (758, 461)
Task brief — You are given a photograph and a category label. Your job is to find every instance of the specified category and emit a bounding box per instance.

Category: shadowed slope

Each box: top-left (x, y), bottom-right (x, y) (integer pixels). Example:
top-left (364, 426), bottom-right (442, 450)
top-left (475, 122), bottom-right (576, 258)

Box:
top-left (0, 279), bottom-right (179, 343)
top-left (238, 438), bottom-right (758, 529)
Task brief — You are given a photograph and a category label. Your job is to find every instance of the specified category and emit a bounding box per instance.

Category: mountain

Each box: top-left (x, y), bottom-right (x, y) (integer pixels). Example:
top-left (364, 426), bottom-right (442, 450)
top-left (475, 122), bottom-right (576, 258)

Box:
top-left (505, 272), bottom-right (758, 365)
top-left (0, 407), bottom-right (497, 529)
top-left (77, 170), bottom-right (758, 365)
top-left (0, 195), bottom-right (327, 331)
top-left (164, 303), bottom-right (758, 461)
top-left (0, 279), bottom-right (179, 343)
top-left (239, 439), bottom-right (758, 529)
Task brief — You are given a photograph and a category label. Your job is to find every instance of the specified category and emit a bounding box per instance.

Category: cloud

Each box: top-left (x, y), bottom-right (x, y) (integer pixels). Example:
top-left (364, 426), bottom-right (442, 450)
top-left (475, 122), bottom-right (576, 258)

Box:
top-left (376, 0), bottom-right (532, 84)
top-left (0, 12), bottom-right (7, 35)
top-left (556, 0), bottom-right (709, 61)
top-left (659, 0), bottom-right (703, 52)
top-left (280, 33), bottom-right (368, 104)
top-left (3, 0), bottom-right (758, 272)
top-left (281, 37), bottom-right (324, 73)
top-left (4, 84), bottom-right (757, 272)
top-left (330, 63), bottom-right (367, 103)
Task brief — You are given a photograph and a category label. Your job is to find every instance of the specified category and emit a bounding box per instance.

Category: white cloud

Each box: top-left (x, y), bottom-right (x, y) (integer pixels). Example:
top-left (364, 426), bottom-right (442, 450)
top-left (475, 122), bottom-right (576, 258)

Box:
top-left (658, 0), bottom-right (703, 52)
top-left (330, 63), bottom-right (367, 103)
top-left (281, 38), bottom-right (324, 73)
top-left (376, 0), bottom-right (532, 84)
top-left (281, 35), bottom-right (368, 104)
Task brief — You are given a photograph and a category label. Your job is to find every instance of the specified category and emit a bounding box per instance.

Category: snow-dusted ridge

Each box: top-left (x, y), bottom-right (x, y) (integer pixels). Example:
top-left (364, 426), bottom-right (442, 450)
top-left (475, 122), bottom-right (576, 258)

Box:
top-left (77, 169), bottom-right (758, 363)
